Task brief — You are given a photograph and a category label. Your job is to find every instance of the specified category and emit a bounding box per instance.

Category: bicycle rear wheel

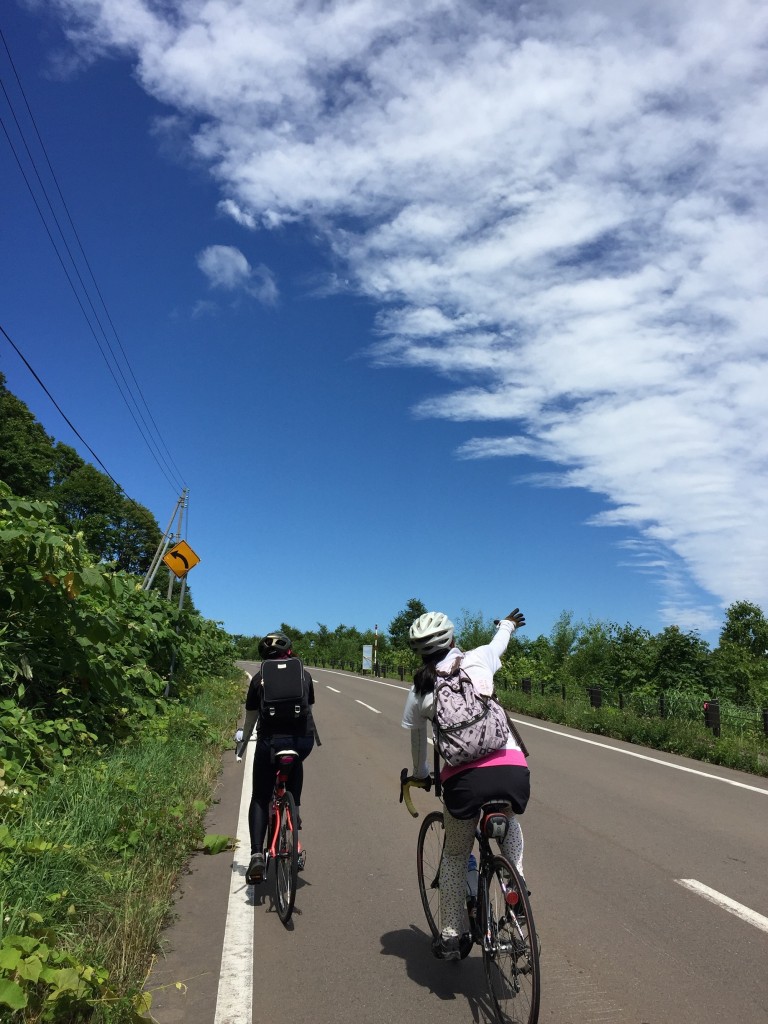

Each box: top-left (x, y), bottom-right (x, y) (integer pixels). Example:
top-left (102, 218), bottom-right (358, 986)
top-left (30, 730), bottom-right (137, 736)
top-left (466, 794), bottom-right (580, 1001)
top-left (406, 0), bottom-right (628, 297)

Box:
top-left (416, 811), bottom-right (444, 939)
top-left (275, 791), bottom-right (299, 925)
top-left (481, 854), bottom-right (540, 1024)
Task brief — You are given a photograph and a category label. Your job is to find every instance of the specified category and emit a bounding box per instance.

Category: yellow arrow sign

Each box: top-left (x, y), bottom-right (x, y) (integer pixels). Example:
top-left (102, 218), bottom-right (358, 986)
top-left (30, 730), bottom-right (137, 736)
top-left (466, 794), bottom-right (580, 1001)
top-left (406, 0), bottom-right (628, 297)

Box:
top-left (163, 540), bottom-right (201, 578)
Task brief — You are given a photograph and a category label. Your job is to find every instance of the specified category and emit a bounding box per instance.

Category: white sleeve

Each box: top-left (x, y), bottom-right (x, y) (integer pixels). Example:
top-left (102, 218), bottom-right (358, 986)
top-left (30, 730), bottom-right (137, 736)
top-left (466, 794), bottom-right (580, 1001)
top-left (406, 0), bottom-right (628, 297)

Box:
top-left (403, 687), bottom-right (431, 778)
top-left (486, 618), bottom-right (515, 662)
top-left (401, 687), bottom-right (420, 729)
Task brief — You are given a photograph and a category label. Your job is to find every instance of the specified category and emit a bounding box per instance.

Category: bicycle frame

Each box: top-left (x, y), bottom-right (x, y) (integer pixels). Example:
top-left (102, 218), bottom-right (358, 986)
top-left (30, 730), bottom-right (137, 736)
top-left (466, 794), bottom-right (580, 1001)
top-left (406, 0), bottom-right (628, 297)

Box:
top-left (264, 753), bottom-right (297, 869)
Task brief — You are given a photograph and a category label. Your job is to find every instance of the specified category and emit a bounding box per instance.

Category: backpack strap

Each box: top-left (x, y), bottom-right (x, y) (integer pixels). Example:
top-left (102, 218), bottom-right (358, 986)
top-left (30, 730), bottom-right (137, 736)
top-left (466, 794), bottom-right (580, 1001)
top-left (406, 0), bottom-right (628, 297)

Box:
top-left (498, 699), bottom-right (529, 758)
top-left (432, 656), bottom-right (463, 797)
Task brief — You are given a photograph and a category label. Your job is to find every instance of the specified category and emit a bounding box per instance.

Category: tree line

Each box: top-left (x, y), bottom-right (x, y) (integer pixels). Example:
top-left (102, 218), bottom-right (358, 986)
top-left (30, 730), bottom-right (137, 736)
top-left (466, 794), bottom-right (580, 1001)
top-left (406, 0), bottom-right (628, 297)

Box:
top-left (235, 598), bottom-right (768, 712)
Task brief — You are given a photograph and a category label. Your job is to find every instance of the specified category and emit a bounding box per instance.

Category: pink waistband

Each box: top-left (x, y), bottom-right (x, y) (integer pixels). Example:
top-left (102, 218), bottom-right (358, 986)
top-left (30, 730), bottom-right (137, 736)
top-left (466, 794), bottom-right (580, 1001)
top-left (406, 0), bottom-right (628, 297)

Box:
top-left (440, 747), bottom-right (528, 782)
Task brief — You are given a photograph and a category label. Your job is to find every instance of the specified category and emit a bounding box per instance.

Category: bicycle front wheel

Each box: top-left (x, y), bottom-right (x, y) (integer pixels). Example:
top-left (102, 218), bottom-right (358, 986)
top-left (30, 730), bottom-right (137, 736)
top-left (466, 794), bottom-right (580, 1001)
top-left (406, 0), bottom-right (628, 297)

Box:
top-left (416, 811), bottom-right (444, 939)
top-left (275, 791), bottom-right (299, 925)
top-left (480, 854), bottom-right (540, 1024)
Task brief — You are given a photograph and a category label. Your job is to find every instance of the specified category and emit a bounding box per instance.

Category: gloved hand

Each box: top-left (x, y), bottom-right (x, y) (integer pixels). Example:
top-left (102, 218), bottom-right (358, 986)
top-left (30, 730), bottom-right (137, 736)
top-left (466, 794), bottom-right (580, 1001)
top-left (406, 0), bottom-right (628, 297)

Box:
top-left (504, 608), bottom-right (525, 629)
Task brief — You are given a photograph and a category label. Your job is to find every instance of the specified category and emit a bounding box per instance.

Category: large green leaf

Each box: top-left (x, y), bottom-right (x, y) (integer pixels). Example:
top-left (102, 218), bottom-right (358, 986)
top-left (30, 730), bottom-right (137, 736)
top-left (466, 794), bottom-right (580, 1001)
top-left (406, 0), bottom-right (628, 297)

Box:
top-left (0, 978), bottom-right (27, 1009)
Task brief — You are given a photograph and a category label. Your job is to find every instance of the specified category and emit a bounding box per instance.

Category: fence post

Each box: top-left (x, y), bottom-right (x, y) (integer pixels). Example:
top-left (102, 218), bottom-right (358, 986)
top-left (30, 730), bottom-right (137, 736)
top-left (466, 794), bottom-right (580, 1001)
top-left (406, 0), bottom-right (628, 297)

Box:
top-left (561, 684), bottom-right (566, 701)
top-left (618, 692), bottom-right (624, 710)
top-left (703, 699), bottom-right (721, 738)
top-left (588, 686), bottom-right (602, 708)
top-left (521, 677), bottom-right (532, 695)
top-left (540, 681), bottom-right (545, 695)
top-left (398, 665), bottom-right (404, 682)
top-left (762, 708), bottom-right (768, 738)
top-left (659, 693), bottom-right (666, 719)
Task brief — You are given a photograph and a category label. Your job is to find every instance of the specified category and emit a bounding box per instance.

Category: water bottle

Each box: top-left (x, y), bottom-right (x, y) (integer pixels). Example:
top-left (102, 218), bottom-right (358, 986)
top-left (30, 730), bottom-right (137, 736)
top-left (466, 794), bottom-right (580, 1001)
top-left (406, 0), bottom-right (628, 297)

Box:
top-left (467, 853), bottom-right (479, 899)
top-left (466, 852), bottom-right (479, 926)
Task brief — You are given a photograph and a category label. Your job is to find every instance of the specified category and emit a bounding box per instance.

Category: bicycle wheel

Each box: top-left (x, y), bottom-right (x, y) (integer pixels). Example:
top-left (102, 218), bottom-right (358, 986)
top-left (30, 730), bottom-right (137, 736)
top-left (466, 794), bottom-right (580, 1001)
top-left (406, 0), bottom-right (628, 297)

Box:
top-left (480, 854), bottom-right (540, 1024)
top-left (416, 811), bottom-right (444, 939)
top-left (274, 790), bottom-right (299, 925)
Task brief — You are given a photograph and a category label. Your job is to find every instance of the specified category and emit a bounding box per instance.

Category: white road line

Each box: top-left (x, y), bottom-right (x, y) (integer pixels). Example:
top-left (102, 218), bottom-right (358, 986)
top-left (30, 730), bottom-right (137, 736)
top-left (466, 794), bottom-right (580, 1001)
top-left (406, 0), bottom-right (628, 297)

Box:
top-left (356, 700), bottom-right (382, 714)
top-left (676, 879), bottom-right (768, 933)
top-left (318, 668), bottom-right (409, 692)
top-left (326, 685), bottom-right (341, 693)
top-left (515, 719), bottom-right (768, 796)
top-left (214, 739), bottom-right (254, 1024)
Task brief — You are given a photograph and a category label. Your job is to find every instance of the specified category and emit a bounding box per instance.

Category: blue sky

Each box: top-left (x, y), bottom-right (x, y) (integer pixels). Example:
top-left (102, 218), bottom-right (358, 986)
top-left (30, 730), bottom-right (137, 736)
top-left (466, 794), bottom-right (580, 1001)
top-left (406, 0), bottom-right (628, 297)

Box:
top-left (2, 0), bottom-right (768, 647)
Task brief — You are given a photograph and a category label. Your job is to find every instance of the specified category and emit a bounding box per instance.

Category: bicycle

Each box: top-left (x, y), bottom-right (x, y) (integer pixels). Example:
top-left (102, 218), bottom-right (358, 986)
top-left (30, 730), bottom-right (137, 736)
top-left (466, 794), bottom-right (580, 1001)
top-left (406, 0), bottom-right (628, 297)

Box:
top-left (400, 770), bottom-right (540, 1024)
top-left (263, 748), bottom-right (304, 924)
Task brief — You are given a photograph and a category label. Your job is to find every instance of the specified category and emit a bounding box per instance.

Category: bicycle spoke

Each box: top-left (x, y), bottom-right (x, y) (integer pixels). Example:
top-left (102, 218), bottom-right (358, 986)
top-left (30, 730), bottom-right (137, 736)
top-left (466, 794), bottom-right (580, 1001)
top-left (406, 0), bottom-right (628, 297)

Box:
top-left (481, 855), bottom-right (540, 1024)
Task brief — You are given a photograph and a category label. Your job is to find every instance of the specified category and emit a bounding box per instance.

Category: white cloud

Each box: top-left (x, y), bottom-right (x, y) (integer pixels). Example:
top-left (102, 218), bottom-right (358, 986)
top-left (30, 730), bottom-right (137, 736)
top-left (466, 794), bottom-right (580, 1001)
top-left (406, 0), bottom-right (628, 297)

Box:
top-left (196, 244), bottom-right (277, 304)
top-left (52, 0), bottom-right (768, 621)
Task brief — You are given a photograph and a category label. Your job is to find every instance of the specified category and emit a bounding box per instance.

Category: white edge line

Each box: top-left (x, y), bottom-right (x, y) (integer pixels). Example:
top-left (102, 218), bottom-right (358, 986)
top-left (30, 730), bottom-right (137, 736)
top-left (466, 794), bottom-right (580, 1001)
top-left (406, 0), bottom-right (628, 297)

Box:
top-left (214, 733), bottom-right (254, 1024)
top-left (514, 719), bottom-right (768, 796)
top-left (355, 699), bottom-right (382, 714)
top-left (676, 879), bottom-right (768, 933)
top-left (326, 685), bottom-right (341, 693)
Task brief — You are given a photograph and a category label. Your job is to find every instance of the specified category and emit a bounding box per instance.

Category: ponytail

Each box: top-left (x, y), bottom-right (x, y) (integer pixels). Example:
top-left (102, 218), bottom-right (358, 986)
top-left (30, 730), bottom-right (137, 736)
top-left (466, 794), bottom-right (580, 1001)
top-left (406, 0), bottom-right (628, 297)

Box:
top-left (413, 648), bottom-right (450, 696)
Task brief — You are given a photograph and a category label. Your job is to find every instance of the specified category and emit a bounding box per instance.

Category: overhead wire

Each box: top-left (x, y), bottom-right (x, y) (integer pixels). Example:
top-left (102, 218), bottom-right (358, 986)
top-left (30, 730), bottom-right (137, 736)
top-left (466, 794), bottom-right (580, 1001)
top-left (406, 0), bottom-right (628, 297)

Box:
top-left (1, 321), bottom-right (129, 496)
top-left (0, 28), bottom-right (187, 496)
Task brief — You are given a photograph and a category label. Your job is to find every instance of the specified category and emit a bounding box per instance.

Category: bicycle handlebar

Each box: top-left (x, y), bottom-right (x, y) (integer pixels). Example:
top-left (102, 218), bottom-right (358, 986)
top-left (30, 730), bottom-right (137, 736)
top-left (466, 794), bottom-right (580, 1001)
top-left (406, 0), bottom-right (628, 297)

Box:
top-left (399, 768), bottom-right (433, 817)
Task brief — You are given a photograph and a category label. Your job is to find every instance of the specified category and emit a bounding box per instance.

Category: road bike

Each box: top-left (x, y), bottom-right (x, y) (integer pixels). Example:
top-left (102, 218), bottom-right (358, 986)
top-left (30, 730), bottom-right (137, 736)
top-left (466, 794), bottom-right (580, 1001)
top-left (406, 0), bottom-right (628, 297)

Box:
top-left (264, 749), bottom-right (303, 925)
top-left (401, 771), bottom-right (540, 1024)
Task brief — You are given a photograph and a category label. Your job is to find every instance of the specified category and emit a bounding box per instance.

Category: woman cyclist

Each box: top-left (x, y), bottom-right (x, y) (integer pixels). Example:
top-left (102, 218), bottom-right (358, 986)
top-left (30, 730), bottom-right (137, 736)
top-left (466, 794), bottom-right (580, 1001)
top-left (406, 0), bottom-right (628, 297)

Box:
top-left (238, 631), bottom-right (317, 885)
top-left (401, 608), bottom-right (530, 960)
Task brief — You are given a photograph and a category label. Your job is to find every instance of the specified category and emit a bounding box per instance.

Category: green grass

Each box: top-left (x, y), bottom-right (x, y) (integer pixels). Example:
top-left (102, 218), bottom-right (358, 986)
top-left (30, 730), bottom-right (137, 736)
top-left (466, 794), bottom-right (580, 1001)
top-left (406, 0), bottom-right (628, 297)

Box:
top-left (0, 670), bottom-right (243, 1023)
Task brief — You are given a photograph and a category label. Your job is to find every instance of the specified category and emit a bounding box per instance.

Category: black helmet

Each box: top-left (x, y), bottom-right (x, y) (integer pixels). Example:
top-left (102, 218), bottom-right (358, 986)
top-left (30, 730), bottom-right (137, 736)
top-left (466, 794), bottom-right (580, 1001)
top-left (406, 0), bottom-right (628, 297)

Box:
top-left (258, 631), bottom-right (292, 659)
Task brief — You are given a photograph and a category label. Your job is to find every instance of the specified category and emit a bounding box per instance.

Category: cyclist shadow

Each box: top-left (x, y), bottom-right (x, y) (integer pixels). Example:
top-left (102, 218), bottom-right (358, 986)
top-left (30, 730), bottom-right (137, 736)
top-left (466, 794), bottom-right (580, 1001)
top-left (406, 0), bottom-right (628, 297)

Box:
top-left (237, 866), bottom-right (312, 931)
top-left (380, 925), bottom-right (497, 1024)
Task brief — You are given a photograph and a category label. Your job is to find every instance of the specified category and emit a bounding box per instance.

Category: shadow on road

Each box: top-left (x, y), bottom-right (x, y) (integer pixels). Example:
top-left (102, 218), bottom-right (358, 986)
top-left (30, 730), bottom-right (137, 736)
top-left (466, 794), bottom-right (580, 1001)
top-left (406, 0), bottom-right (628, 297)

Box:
top-left (380, 924), bottom-right (496, 1023)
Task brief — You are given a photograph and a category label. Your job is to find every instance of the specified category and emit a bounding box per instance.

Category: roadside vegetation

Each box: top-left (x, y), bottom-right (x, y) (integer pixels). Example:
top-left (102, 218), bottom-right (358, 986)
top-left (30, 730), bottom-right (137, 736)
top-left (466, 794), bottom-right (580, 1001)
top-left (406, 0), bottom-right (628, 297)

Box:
top-left (0, 378), bottom-right (241, 1020)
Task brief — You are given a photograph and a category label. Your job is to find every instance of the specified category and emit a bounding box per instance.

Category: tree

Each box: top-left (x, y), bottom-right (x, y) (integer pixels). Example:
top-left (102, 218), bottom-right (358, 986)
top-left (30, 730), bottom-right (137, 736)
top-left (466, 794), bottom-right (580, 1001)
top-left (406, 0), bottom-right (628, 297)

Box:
top-left (51, 464), bottom-right (161, 575)
top-left (648, 626), bottom-right (709, 693)
top-left (718, 601), bottom-right (768, 658)
top-left (455, 609), bottom-right (494, 650)
top-left (388, 598), bottom-right (428, 648)
top-left (711, 601), bottom-right (768, 705)
top-left (0, 372), bottom-right (56, 497)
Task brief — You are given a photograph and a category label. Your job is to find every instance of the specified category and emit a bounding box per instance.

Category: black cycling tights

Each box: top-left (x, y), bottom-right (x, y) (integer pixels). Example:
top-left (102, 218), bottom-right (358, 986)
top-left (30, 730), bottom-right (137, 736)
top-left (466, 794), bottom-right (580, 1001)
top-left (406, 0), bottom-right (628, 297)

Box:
top-left (248, 734), bottom-right (314, 854)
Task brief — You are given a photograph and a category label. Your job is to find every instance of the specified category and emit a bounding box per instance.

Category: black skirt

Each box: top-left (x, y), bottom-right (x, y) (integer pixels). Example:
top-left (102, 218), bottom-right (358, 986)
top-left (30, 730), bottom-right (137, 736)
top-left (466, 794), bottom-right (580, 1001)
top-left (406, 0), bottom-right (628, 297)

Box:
top-left (442, 764), bottom-right (530, 820)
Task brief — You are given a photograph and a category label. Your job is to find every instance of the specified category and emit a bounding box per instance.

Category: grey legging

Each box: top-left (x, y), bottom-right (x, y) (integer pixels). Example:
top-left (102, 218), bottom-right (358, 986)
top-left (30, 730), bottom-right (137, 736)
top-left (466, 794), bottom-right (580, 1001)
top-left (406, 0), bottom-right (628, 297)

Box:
top-left (440, 807), bottom-right (524, 939)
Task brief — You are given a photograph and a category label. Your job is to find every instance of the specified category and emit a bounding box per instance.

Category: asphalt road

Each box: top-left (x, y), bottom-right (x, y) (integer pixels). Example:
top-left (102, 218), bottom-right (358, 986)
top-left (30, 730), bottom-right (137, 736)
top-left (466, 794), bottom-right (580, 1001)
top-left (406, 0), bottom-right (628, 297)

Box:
top-left (147, 665), bottom-right (768, 1024)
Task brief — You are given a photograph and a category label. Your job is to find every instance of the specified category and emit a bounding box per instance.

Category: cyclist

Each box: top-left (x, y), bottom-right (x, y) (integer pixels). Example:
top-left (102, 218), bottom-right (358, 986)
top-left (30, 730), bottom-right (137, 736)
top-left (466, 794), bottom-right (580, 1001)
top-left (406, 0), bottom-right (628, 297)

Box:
top-left (401, 609), bottom-right (530, 960)
top-left (238, 631), bottom-right (317, 885)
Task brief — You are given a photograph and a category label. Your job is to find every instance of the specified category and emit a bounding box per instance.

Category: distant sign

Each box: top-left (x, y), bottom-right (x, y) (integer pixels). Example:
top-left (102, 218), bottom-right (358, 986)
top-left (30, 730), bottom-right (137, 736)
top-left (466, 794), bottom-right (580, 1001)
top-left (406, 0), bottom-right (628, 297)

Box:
top-left (163, 540), bottom-right (200, 578)
top-left (362, 644), bottom-right (373, 671)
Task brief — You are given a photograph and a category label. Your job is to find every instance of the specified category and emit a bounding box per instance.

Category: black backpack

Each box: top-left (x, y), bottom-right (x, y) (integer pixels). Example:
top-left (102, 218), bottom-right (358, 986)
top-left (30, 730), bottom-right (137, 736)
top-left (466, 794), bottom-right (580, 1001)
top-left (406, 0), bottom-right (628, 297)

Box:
top-left (259, 657), bottom-right (310, 728)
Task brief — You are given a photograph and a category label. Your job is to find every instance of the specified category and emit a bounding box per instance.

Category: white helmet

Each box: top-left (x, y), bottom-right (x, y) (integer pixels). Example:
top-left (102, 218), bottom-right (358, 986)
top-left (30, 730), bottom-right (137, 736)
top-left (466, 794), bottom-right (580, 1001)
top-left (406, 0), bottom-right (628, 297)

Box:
top-left (408, 611), bottom-right (454, 656)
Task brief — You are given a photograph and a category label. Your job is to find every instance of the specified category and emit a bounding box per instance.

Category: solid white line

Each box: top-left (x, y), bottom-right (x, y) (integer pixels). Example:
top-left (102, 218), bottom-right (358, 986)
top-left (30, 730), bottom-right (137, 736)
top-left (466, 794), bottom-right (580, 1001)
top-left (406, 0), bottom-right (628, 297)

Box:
top-left (514, 719), bottom-right (768, 796)
top-left (356, 700), bottom-right (381, 714)
top-left (326, 685), bottom-right (341, 693)
top-left (317, 668), bottom-right (409, 692)
top-left (675, 879), bottom-right (768, 933)
top-left (213, 735), bottom-right (254, 1024)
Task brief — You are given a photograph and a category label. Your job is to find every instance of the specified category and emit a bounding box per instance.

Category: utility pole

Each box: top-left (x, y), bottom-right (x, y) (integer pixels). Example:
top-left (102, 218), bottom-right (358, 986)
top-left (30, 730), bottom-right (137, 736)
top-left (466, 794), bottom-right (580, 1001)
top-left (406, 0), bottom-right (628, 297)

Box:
top-left (166, 489), bottom-right (189, 601)
top-left (143, 491), bottom-right (186, 591)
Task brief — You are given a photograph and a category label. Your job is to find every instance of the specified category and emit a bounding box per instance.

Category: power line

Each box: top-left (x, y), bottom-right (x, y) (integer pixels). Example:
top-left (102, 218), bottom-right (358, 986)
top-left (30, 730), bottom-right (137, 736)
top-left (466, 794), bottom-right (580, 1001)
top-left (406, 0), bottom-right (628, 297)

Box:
top-left (0, 28), bottom-right (187, 494)
top-left (1, 321), bottom-right (126, 494)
